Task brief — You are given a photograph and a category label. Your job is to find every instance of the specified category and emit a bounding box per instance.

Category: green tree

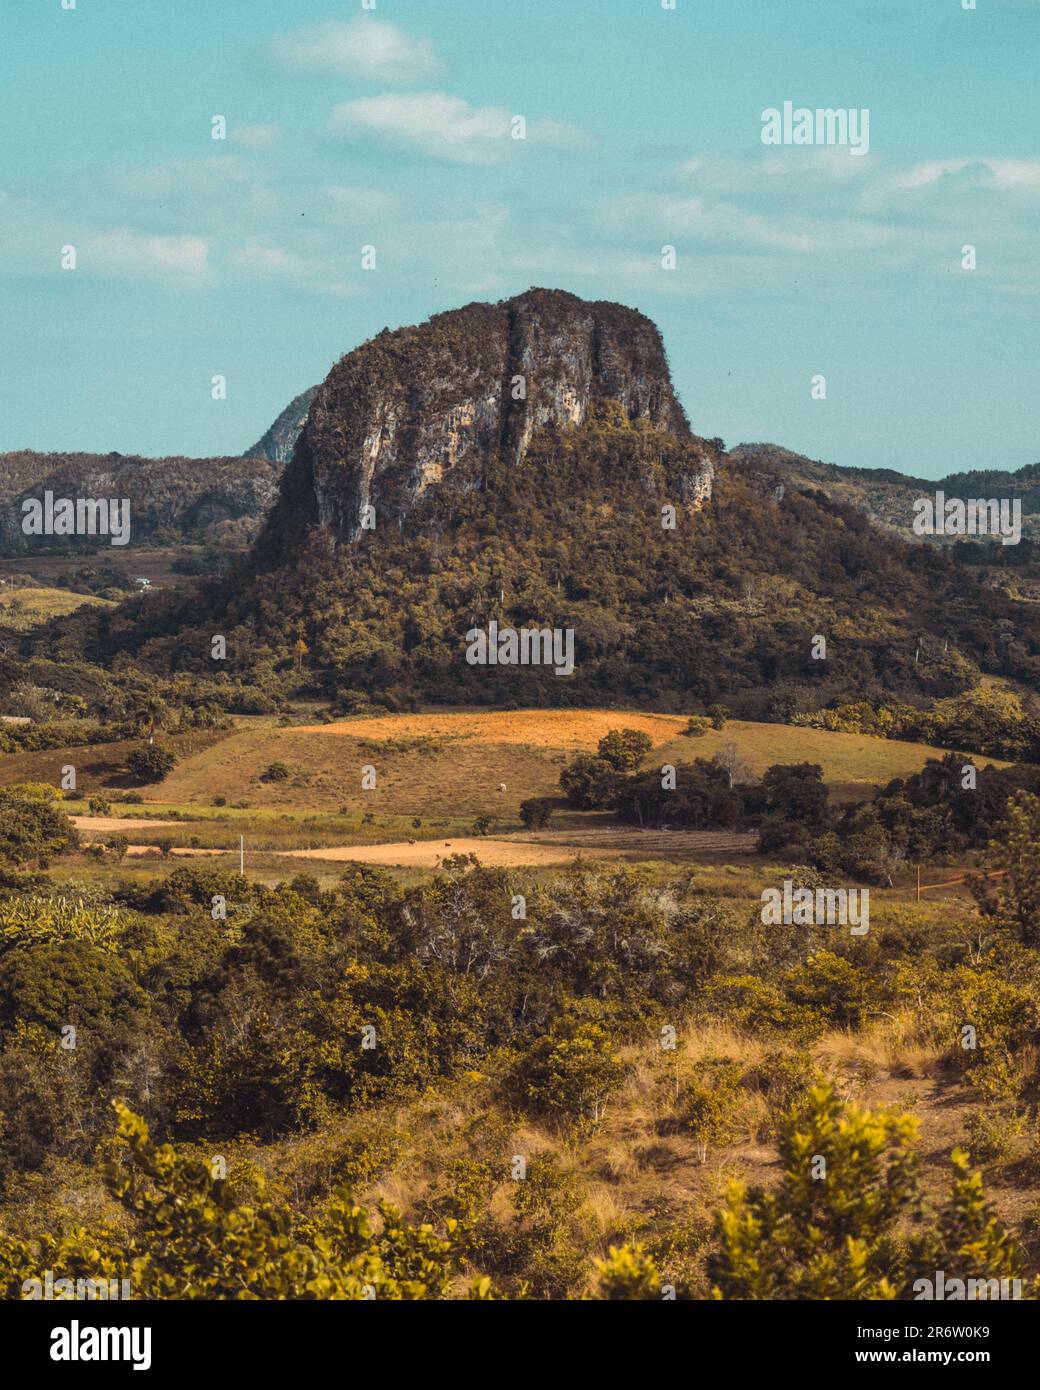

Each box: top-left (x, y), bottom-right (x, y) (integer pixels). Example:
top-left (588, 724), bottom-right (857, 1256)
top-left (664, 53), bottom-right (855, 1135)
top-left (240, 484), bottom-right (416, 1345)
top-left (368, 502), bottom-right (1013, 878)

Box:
top-left (597, 728), bottom-right (653, 772)
top-left (559, 754), bottom-right (621, 809)
top-left (126, 744), bottom-right (177, 784)
top-left (975, 790), bottom-right (1040, 946)
top-left (0, 791), bottom-right (78, 866)
top-left (519, 797), bottom-right (553, 829)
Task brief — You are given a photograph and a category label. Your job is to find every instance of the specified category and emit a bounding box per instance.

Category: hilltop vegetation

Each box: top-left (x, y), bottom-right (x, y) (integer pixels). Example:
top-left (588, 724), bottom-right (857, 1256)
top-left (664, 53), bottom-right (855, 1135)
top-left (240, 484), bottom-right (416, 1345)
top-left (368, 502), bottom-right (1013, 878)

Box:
top-left (0, 451), bottom-right (280, 557)
top-left (33, 408), bottom-right (1040, 722)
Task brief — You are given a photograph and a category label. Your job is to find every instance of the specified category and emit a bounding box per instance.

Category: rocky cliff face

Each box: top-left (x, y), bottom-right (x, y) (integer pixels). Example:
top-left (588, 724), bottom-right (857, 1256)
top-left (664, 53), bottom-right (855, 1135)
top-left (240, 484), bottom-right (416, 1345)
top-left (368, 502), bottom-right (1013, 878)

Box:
top-left (245, 387), bottom-right (319, 465)
top-left (258, 289), bottom-right (704, 556)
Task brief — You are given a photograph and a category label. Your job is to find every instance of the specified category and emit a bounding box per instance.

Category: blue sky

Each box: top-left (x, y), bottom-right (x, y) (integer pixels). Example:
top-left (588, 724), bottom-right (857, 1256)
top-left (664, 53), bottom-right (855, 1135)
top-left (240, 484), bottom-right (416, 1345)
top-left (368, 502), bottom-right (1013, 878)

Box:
top-left (1, 0), bottom-right (1037, 477)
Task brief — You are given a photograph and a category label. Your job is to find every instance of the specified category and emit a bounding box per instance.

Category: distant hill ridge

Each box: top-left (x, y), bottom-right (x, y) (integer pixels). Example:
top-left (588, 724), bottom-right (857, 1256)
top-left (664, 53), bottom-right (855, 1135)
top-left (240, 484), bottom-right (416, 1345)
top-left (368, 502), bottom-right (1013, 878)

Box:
top-left (0, 451), bottom-right (280, 555)
top-left (731, 443), bottom-right (1040, 543)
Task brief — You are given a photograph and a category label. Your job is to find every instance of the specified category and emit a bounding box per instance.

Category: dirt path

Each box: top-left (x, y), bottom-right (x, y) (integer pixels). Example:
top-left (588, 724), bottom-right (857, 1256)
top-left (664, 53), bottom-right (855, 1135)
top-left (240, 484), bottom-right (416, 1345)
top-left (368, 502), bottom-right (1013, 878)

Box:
top-left (72, 816), bottom-right (183, 832)
top-left (280, 837), bottom-right (621, 868)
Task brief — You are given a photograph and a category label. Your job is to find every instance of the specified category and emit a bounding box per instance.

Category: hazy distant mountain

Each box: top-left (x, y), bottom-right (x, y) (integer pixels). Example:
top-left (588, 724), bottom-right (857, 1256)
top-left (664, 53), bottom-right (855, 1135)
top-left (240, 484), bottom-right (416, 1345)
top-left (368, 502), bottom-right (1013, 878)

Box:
top-left (730, 443), bottom-right (1040, 544)
top-left (245, 386), bottom-right (319, 465)
top-left (0, 451), bottom-right (281, 556)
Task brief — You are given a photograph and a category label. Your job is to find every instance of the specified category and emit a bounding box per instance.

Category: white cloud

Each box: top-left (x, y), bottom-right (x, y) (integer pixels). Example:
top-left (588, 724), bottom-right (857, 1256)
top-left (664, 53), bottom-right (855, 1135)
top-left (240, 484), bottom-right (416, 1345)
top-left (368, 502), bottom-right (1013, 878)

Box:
top-left (676, 149), bottom-right (871, 197)
top-left (327, 92), bottom-right (590, 166)
top-left (111, 156), bottom-right (258, 201)
top-left (84, 230), bottom-right (212, 282)
top-left (860, 157), bottom-right (1040, 213)
top-left (0, 189), bottom-right (213, 283)
top-left (268, 17), bottom-right (442, 84)
top-left (323, 185), bottom-right (400, 220)
top-left (229, 123), bottom-right (282, 151)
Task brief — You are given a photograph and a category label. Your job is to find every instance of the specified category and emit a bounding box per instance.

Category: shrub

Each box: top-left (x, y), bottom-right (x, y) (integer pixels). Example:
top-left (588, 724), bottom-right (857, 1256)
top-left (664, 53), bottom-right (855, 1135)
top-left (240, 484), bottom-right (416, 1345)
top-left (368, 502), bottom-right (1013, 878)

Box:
top-left (519, 797), bottom-right (553, 829)
top-left (0, 791), bottom-right (78, 866)
top-left (126, 744), bottom-right (177, 784)
top-left (682, 716), bottom-right (711, 738)
top-left (514, 1020), bottom-right (626, 1128)
top-left (597, 728), bottom-right (653, 772)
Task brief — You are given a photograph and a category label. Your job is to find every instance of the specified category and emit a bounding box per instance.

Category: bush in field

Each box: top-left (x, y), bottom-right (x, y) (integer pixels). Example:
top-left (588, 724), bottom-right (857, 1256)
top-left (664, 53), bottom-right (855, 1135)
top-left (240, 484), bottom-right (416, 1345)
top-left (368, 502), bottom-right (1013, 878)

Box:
top-left (0, 791), bottom-right (78, 866)
top-left (559, 753), bottom-right (621, 809)
top-left (597, 728), bottom-right (652, 772)
top-left (709, 1084), bottom-right (1027, 1299)
top-left (126, 744), bottom-right (176, 784)
top-left (594, 1243), bottom-right (664, 1300)
top-left (519, 797), bottom-right (553, 829)
top-left (0, 939), bottom-right (143, 1033)
top-left (0, 1103), bottom-right (480, 1300)
top-left (514, 1020), bottom-right (626, 1128)
top-left (682, 716), bottom-right (711, 738)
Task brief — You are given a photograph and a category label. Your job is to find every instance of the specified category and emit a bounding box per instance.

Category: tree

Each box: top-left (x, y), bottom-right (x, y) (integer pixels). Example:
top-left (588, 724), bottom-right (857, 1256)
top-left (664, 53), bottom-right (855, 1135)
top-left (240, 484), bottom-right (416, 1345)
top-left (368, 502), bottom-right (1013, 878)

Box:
top-left (762, 762), bottom-right (829, 830)
top-left (707, 704), bottom-right (729, 731)
top-left (559, 754), bottom-right (621, 809)
top-left (975, 790), bottom-right (1040, 946)
top-left (519, 797), bottom-right (553, 829)
top-left (712, 742), bottom-right (751, 789)
top-left (597, 728), bottom-right (652, 772)
top-left (126, 744), bottom-right (177, 784)
top-left (0, 791), bottom-right (77, 866)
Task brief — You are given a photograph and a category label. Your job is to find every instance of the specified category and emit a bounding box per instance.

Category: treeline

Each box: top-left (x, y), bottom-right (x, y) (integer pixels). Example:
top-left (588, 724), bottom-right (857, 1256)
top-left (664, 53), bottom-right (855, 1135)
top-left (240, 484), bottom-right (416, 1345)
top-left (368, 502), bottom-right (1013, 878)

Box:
top-left (559, 728), bottom-right (1040, 883)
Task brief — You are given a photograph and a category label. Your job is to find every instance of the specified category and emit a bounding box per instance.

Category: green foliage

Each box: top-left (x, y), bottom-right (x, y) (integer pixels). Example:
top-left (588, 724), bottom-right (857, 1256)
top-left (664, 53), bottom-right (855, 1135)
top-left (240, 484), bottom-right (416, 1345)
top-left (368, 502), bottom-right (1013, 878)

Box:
top-left (682, 716), bottom-right (711, 738)
top-left (710, 1085), bottom-right (1031, 1300)
top-left (559, 753), bottom-right (621, 809)
top-left (597, 727), bottom-right (652, 772)
top-left (513, 1019), bottom-right (627, 1128)
top-left (0, 1103), bottom-right (474, 1300)
top-left (594, 1243), bottom-right (664, 1300)
top-left (518, 797), bottom-right (553, 829)
top-left (976, 791), bottom-right (1040, 946)
top-left (0, 790), bottom-right (77, 866)
top-left (126, 743), bottom-right (177, 784)
top-left (0, 939), bottom-right (143, 1034)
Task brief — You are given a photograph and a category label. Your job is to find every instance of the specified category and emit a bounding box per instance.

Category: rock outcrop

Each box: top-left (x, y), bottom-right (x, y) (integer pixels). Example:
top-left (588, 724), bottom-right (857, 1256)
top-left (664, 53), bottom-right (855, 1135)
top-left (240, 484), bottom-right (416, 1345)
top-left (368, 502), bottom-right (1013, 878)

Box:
top-left (258, 288), bottom-right (705, 557)
top-left (245, 387), bottom-right (320, 465)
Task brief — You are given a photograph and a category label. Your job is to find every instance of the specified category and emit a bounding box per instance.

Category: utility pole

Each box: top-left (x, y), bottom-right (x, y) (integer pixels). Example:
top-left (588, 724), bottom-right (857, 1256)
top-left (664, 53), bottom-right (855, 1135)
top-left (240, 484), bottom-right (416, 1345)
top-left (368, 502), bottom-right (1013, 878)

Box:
top-left (240, 835), bottom-right (245, 876)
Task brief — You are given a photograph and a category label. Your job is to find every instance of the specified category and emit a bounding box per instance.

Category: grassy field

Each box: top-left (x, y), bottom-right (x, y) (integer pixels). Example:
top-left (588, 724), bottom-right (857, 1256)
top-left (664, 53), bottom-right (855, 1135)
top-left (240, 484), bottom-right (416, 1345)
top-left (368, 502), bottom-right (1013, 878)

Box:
top-left (1, 708), bottom-right (1004, 882)
top-left (29, 709), bottom-right (1000, 816)
top-left (0, 584), bottom-right (112, 628)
